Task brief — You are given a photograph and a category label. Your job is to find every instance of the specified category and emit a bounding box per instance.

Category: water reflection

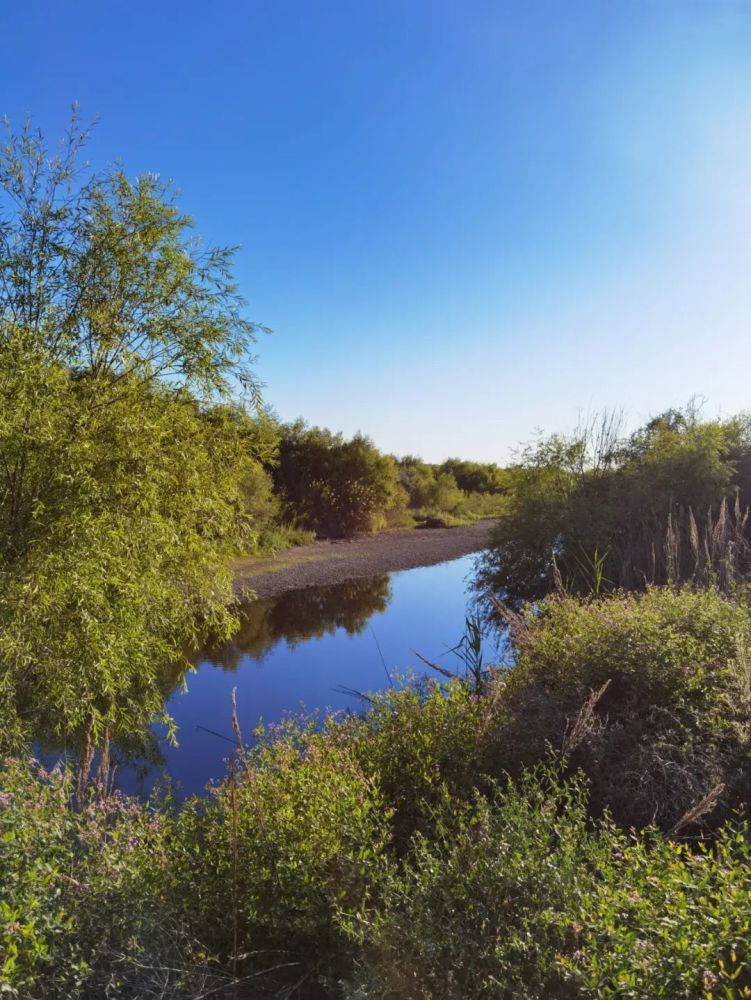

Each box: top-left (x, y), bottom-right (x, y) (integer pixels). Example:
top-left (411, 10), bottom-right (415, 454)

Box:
top-left (202, 575), bottom-right (393, 670)
top-left (36, 557), bottom-right (487, 797)
top-left (153, 556), bottom-right (484, 796)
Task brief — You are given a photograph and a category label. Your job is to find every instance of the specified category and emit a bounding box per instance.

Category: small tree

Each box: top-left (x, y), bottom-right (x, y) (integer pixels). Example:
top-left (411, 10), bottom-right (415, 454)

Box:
top-left (0, 112), bottom-right (264, 750)
top-left (275, 422), bottom-right (398, 537)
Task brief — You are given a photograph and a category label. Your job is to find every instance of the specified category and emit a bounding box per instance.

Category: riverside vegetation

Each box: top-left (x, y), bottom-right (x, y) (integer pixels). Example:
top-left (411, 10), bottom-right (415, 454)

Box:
top-left (2, 116), bottom-right (751, 998)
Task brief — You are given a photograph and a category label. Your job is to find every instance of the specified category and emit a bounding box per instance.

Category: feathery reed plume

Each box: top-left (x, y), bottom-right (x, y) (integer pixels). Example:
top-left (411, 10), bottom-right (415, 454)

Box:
top-left (664, 512), bottom-right (680, 584)
top-left (668, 782), bottom-right (725, 837)
top-left (231, 686), bottom-right (243, 753)
top-left (561, 680), bottom-right (611, 758)
top-left (488, 592), bottom-right (531, 645)
top-left (688, 507), bottom-right (700, 578)
top-left (552, 553), bottom-right (565, 595)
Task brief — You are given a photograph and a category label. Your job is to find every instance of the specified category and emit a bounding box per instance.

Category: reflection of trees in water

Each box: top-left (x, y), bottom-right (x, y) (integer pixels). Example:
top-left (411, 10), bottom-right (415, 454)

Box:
top-left (26, 576), bottom-right (392, 780)
top-left (201, 575), bottom-right (393, 671)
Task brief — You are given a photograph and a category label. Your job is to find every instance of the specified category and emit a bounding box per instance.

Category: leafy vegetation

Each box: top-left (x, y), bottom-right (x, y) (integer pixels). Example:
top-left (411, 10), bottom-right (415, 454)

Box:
top-left (0, 115), bottom-right (270, 753)
top-left (272, 421), bottom-right (401, 537)
top-left (396, 454), bottom-right (507, 527)
top-left (5, 583), bottom-right (751, 997)
top-left (477, 406), bottom-right (751, 604)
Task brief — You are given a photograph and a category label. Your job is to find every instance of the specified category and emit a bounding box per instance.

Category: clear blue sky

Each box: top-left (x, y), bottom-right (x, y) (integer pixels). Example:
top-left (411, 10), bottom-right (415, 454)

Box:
top-left (4, 1), bottom-right (751, 461)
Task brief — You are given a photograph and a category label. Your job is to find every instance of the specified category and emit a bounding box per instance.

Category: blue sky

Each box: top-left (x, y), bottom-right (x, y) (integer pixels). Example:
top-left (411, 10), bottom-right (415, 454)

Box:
top-left (4, 1), bottom-right (751, 461)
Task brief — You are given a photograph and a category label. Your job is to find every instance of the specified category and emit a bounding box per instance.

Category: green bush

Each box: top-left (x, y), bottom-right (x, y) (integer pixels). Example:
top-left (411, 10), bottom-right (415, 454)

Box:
top-left (345, 763), bottom-right (602, 1000)
top-left (477, 408), bottom-right (751, 604)
top-left (172, 723), bottom-right (393, 984)
top-left (340, 680), bottom-right (488, 847)
top-left (345, 763), bottom-right (751, 1000)
top-left (396, 456), bottom-right (506, 523)
top-left (0, 757), bottom-right (185, 999)
top-left (4, 668), bottom-right (751, 998)
top-left (568, 824), bottom-right (751, 999)
top-left (274, 422), bottom-right (399, 537)
top-left (494, 586), bottom-right (751, 829)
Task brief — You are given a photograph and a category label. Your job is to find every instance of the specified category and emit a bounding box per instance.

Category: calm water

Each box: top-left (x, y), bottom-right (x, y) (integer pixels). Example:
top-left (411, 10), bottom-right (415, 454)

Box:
top-left (141, 553), bottom-right (488, 797)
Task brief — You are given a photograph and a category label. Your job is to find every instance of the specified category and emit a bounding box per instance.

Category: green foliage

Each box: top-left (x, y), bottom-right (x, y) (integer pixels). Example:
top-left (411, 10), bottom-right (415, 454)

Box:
top-left (512, 586), bottom-right (751, 717)
top-left (0, 757), bottom-right (184, 999)
top-left (0, 112), bottom-right (262, 400)
top-left (173, 726), bottom-right (393, 982)
top-left (567, 825), bottom-right (751, 999)
top-left (4, 641), bottom-right (751, 997)
top-left (496, 586), bottom-right (751, 829)
top-left (0, 116), bottom-right (267, 750)
top-left (340, 679), bottom-right (487, 847)
top-left (274, 421), bottom-right (399, 537)
top-left (0, 368), bottom-right (262, 750)
top-left (346, 764), bottom-right (751, 1000)
top-left (439, 458), bottom-right (507, 494)
top-left (396, 455), bottom-right (507, 525)
top-left (345, 764), bottom-right (607, 999)
top-left (254, 521), bottom-right (316, 553)
top-left (478, 407), bottom-right (751, 604)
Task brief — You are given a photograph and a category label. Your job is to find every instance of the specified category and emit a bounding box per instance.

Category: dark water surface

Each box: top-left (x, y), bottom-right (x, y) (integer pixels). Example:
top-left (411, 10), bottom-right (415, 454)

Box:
top-left (144, 553), bottom-right (487, 797)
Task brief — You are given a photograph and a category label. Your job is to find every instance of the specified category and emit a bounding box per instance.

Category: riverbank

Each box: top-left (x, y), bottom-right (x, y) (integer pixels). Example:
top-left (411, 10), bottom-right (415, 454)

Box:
top-left (233, 519), bottom-right (496, 598)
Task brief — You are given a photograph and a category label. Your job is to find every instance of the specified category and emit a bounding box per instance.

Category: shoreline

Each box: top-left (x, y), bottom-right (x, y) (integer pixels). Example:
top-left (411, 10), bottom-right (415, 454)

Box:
top-left (233, 519), bottom-right (496, 599)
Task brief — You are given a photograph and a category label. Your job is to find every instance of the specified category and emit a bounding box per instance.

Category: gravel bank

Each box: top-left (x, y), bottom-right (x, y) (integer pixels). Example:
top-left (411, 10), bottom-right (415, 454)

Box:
top-left (233, 520), bottom-right (496, 599)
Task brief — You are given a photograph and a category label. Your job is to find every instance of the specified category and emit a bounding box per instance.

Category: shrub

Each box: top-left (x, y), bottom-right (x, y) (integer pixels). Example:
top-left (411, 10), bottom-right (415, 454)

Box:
top-left (340, 680), bottom-right (488, 847)
top-left (477, 407), bottom-right (751, 604)
top-left (172, 723), bottom-right (393, 986)
top-left (493, 586), bottom-right (751, 829)
top-left (0, 757), bottom-right (189, 999)
top-left (4, 679), bottom-right (751, 998)
top-left (345, 763), bottom-right (751, 1000)
top-left (274, 423), bottom-right (399, 537)
top-left (344, 763), bottom-right (603, 1000)
top-left (566, 823), bottom-right (751, 999)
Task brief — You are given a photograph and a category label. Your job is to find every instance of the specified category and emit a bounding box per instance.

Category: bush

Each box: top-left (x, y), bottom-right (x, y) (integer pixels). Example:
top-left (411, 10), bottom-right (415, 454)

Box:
top-left (340, 680), bottom-right (488, 847)
top-left (345, 763), bottom-right (751, 1000)
top-left (172, 723), bottom-right (393, 985)
top-left (568, 823), bottom-right (751, 999)
top-left (4, 664), bottom-right (751, 998)
top-left (0, 757), bottom-right (187, 999)
top-left (274, 423), bottom-right (399, 537)
top-left (493, 586), bottom-right (751, 830)
top-left (345, 763), bottom-right (603, 1000)
top-left (477, 408), bottom-right (751, 604)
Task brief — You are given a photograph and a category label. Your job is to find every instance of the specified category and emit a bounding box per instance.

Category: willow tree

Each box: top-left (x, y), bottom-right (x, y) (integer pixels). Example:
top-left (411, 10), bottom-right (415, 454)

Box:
top-left (0, 111), bottom-right (264, 753)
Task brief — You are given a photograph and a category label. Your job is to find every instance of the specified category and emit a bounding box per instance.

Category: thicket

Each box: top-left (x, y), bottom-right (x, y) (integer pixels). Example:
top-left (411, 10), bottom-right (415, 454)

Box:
top-left (262, 439), bottom-right (508, 539)
top-left (4, 585), bottom-right (751, 998)
top-left (272, 422), bottom-right (401, 537)
top-left (395, 455), bottom-right (507, 527)
top-left (477, 407), bottom-right (751, 605)
top-left (0, 114), bottom-right (273, 755)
